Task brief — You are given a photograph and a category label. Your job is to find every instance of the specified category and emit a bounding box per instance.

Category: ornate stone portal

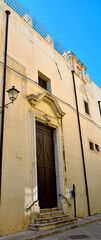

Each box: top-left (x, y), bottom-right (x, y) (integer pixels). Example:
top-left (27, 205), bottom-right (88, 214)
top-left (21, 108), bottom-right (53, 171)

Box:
top-left (27, 91), bottom-right (66, 220)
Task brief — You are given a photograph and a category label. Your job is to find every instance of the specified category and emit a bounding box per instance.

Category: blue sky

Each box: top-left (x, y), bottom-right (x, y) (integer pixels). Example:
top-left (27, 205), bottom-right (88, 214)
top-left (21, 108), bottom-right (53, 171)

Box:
top-left (20, 0), bottom-right (101, 87)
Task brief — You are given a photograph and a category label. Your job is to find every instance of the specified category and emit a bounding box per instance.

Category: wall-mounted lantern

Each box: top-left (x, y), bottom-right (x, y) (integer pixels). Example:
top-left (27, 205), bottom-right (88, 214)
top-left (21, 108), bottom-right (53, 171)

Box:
top-left (0, 86), bottom-right (20, 112)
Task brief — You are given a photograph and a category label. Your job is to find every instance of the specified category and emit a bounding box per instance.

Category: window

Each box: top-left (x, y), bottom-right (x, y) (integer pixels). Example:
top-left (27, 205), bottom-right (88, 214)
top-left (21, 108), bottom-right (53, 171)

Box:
top-left (84, 101), bottom-right (90, 115)
top-left (89, 141), bottom-right (94, 151)
top-left (38, 77), bottom-right (47, 90)
top-left (95, 144), bottom-right (100, 152)
top-left (89, 141), bottom-right (100, 153)
top-left (38, 71), bottom-right (51, 92)
top-left (98, 101), bottom-right (101, 116)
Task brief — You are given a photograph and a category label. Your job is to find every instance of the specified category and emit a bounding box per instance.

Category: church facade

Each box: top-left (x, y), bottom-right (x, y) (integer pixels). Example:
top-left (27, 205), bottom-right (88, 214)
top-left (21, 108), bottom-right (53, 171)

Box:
top-left (0, 0), bottom-right (101, 235)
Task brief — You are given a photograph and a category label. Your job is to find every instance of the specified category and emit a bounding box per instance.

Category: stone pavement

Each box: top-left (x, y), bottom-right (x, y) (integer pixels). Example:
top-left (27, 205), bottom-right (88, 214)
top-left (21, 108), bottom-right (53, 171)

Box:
top-left (0, 214), bottom-right (101, 240)
top-left (41, 221), bottom-right (101, 240)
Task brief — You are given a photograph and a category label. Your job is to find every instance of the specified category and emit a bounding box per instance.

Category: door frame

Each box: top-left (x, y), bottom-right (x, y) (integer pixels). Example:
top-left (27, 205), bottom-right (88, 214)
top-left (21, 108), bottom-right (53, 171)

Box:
top-left (29, 112), bottom-right (65, 210)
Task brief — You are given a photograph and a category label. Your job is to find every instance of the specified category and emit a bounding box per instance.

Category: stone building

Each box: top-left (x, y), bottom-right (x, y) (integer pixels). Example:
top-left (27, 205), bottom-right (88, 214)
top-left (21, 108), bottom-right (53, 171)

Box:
top-left (0, 0), bottom-right (101, 236)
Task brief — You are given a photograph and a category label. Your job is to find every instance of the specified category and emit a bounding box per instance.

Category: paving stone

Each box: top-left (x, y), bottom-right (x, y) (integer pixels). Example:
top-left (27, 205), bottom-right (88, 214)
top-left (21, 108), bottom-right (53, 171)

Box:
top-left (0, 214), bottom-right (101, 240)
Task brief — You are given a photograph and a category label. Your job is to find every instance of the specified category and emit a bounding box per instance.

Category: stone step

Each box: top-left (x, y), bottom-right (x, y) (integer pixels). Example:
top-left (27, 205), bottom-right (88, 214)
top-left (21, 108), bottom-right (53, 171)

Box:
top-left (29, 217), bottom-right (77, 231)
top-left (36, 214), bottom-right (70, 224)
top-left (40, 210), bottom-right (63, 218)
top-left (40, 207), bottom-right (58, 214)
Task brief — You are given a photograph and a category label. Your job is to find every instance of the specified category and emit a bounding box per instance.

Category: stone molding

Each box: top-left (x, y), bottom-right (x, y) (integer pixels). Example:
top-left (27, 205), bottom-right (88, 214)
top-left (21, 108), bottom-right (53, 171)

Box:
top-left (27, 92), bottom-right (65, 118)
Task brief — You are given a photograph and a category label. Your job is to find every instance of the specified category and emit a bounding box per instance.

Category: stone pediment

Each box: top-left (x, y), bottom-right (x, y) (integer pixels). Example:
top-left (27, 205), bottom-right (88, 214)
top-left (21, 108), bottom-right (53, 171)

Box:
top-left (27, 92), bottom-right (65, 118)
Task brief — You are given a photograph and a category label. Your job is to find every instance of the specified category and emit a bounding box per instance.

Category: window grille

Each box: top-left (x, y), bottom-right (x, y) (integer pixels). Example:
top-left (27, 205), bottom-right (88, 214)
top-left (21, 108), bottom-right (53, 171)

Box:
top-left (38, 77), bottom-right (47, 90)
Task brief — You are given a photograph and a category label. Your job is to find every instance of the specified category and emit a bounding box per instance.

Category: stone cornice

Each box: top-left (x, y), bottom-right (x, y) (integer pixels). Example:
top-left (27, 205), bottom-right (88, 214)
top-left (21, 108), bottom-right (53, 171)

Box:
top-left (27, 92), bottom-right (65, 118)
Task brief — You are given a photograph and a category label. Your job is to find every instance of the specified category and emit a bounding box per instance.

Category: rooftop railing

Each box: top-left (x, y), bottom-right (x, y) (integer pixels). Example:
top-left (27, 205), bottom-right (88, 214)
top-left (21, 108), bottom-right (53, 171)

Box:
top-left (4, 0), bottom-right (91, 80)
top-left (54, 40), bottom-right (65, 55)
top-left (4, 0), bottom-right (70, 59)
top-left (33, 16), bottom-right (50, 40)
top-left (4, 0), bottom-right (31, 21)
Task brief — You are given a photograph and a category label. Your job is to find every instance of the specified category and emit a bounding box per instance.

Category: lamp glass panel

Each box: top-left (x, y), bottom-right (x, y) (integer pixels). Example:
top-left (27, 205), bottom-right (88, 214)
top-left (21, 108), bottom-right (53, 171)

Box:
top-left (8, 89), bottom-right (18, 101)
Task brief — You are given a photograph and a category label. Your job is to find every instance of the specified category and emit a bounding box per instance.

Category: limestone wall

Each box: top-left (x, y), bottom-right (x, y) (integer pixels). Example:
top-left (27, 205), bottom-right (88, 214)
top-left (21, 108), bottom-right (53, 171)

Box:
top-left (0, 0), bottom-right (101, 236)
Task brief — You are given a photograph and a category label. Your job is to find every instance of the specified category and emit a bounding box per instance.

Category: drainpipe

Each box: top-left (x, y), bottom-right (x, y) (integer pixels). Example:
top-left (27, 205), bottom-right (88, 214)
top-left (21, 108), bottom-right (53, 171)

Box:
top-left (0, 10), bottom-right (11, 197)
top-left (73, 184), bottom-right (76, 218)
top-left (71, 70), bottom-right (91, 216)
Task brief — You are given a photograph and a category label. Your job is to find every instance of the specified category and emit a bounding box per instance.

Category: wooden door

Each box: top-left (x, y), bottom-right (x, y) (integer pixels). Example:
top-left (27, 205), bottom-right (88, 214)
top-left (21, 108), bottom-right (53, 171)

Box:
top-left (36, 122), bottom-right (57, 209)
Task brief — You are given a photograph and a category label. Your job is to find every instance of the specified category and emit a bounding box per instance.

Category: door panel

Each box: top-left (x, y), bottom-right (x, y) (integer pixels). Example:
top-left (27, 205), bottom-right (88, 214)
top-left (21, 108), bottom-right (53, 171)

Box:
top-left (36, 122), bottom-right (57, 209)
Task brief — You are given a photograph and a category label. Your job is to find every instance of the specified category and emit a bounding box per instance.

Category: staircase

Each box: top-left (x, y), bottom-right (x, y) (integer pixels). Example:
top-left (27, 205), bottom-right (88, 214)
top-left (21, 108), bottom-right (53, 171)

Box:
top-left (29, 207), bottom-right (77, 232)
